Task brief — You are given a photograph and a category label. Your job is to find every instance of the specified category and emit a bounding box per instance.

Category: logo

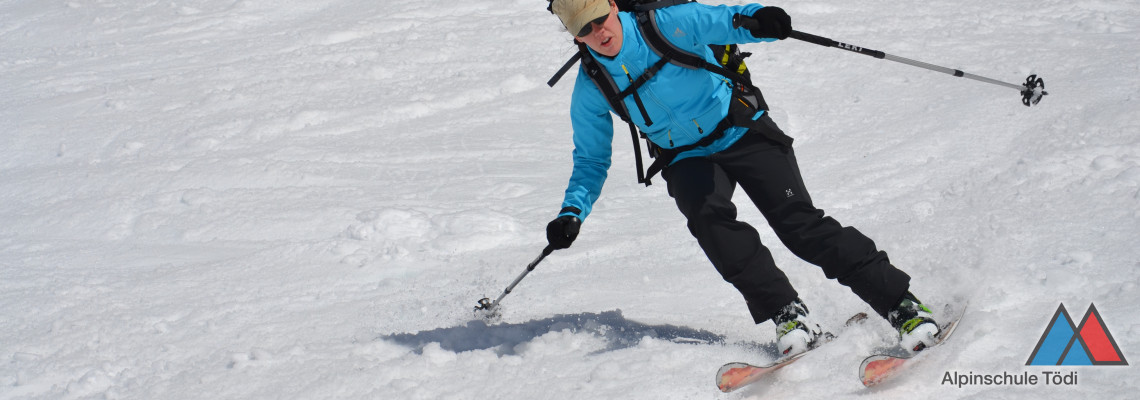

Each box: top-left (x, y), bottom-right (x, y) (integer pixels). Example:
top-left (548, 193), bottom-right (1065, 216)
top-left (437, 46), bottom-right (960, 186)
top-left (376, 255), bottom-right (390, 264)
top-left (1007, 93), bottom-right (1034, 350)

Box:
top-left (837, 42), bottom-right (864, 52)
top-left (673, 27), bottom-right (686, 37)
top-left (1026, 303), bottom-right (1128, 366)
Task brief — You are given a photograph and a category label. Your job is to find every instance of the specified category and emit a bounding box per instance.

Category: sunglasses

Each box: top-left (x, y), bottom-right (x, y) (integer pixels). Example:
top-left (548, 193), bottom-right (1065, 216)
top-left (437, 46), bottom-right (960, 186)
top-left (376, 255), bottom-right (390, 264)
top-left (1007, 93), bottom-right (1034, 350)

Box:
top-left (576, 13), bottom-right (610, 37)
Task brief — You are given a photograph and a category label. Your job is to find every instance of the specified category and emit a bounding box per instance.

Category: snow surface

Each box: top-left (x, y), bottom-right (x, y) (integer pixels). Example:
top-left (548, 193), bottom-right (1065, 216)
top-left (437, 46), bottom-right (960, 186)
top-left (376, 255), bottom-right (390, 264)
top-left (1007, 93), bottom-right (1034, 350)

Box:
top-left (2, 0), bottom-right (1138, 399)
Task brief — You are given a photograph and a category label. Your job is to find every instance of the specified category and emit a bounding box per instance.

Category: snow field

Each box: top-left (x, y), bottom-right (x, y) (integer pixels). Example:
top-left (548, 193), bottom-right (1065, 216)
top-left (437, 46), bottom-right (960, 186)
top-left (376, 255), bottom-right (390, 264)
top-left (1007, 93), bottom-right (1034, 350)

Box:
top-left (2, 0), bottom-right (1138, 399)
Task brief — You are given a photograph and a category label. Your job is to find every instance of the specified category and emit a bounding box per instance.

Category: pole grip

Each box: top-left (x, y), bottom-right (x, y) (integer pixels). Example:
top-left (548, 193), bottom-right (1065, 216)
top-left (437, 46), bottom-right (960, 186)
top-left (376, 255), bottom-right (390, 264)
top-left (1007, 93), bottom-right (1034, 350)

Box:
top-left (732, 14), bottom-right (836, 48)
top-left (731, 14), bottom-right (753, 30)
top-left (528, 245), bottom-right (555, 271)
top-left (789, 30), bottom-right (834, 47)
top-left (791, 30), bottom-right (887, 59)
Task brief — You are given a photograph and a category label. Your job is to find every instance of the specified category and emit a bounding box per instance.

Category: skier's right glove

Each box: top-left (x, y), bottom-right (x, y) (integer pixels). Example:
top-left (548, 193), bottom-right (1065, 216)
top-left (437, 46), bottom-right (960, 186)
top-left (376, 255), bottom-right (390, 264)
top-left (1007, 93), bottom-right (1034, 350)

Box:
top-left (546, 215), bottom-right (581, 250)
top-left (744, 7), bottom-right (792, 40)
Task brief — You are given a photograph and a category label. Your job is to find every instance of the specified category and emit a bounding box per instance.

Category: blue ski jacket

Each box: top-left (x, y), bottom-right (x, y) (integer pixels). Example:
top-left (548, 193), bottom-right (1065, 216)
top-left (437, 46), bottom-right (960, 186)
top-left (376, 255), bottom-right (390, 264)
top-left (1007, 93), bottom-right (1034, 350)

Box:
top-left (561, 2), bottom-right (775, 220)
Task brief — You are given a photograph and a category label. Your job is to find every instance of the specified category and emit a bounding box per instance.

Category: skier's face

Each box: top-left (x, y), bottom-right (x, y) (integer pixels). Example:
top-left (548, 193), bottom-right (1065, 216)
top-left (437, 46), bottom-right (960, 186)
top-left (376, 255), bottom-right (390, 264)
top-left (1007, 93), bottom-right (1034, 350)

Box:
top-left (575, 2), bottom-right (622, 57)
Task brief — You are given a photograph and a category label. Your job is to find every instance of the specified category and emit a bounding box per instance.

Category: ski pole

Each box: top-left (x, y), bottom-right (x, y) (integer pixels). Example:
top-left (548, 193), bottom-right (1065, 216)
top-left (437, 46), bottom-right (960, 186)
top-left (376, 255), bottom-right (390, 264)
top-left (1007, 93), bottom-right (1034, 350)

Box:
top-left (474, 245), bottom-right (556, 319)
top-left (732, 15), bottom-right (1048, 106)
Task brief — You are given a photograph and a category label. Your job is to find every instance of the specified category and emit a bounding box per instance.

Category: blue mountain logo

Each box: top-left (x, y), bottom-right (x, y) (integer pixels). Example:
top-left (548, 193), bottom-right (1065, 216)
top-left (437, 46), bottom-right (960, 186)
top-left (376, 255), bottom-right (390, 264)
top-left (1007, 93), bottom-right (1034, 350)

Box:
top-left (1026, 303), bottom-right (1128, 366)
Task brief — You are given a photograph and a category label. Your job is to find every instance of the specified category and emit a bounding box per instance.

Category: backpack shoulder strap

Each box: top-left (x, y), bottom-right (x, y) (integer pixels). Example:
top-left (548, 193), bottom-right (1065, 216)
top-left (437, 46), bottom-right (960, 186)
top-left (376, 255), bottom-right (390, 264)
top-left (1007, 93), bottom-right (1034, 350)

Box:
top-left (575, 44), bottom-right (633, 123)
top-left (635, 9), bottom-right (704, 70)
top-left (547, 52), bottom-right (582, 88)
top-left (636, 9), bottom-right (755, 92)
top-left (575, 44), bottom-right (657, 185)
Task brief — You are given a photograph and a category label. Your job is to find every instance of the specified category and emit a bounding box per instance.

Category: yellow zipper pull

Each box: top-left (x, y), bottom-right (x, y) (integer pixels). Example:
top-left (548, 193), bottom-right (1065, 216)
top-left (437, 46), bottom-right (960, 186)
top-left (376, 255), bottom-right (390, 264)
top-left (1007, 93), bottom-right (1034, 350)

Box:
top-left (693, 119), bottom-right (704, 134)
top-left (621, 64), bottom-right (635, 83)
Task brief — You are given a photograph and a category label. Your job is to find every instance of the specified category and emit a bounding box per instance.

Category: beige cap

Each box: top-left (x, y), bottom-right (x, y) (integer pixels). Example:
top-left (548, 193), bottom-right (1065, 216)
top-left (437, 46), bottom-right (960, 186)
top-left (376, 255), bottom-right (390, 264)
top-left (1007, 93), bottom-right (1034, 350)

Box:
top-left (551, 0), bottom-right (611, 36)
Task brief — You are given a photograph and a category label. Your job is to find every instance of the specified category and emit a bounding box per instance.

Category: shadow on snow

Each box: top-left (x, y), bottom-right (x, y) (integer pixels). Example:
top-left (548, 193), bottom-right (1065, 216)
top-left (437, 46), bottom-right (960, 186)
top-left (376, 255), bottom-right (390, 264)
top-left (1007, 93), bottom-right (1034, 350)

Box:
top-left (379, 309), bottom-right (763, 356)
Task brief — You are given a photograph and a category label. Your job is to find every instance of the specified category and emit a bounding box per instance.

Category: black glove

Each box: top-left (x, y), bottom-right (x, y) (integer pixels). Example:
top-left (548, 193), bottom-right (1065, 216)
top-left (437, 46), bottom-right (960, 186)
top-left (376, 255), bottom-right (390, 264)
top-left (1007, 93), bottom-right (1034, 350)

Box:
top-left (546, 215), bottom-right (581, 250)
top-left (745, 7), bottom-right (792, 40)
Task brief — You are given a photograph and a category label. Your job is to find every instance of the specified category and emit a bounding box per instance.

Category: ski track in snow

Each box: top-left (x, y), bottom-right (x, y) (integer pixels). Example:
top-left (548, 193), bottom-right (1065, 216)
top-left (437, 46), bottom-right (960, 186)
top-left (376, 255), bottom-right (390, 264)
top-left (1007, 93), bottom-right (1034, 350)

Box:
top-left (1, 0), bottom-right (1138, 399)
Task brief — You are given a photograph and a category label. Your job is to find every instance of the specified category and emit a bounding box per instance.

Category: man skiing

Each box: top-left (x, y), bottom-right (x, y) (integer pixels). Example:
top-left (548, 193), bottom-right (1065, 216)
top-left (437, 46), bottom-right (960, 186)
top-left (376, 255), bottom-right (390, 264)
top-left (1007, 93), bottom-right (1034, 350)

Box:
top-left (544, 0), bottom-right (940, 355)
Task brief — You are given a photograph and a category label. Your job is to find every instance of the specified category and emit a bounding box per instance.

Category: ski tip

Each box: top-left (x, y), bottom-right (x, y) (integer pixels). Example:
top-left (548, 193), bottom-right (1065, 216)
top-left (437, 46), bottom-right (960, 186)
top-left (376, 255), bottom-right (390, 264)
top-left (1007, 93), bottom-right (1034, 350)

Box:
top-left (715, 363), bottom-right (756, 393)
top-left (715, 352), bottom-right (813, 392)
top-left (858, 303), bottom-right (968, 388)
top-left (860, 355), bottom-right (906, 387)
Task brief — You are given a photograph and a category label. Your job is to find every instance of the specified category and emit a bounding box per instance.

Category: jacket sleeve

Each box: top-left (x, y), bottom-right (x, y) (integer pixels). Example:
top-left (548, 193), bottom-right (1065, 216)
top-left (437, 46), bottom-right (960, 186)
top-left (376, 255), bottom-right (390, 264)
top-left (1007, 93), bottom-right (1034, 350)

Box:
top-left (663, 3), bottom-right (776, 48)
top-left (559, 69), bottom-right (615, 221)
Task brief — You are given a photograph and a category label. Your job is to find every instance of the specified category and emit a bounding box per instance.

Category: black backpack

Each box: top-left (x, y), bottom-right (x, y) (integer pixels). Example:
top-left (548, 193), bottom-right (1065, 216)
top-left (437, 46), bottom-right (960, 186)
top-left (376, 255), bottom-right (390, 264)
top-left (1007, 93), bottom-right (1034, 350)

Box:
top-left (546, 0), bottom-right (786, 186)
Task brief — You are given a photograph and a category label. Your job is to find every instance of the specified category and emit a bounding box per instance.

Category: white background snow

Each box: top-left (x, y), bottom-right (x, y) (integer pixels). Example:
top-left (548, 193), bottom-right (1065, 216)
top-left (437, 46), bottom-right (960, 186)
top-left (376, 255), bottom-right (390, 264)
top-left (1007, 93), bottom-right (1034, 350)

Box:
top-left (2, 0), bottom-right (1138, 399)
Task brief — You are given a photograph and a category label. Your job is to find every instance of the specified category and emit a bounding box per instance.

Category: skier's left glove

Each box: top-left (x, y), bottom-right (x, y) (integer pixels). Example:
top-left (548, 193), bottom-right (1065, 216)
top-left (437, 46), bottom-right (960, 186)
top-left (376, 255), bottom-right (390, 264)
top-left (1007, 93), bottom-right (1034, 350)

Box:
top-left (744, 7), bottom-right (792, 40)
top-left (546, 215), bottom-right (581, 250)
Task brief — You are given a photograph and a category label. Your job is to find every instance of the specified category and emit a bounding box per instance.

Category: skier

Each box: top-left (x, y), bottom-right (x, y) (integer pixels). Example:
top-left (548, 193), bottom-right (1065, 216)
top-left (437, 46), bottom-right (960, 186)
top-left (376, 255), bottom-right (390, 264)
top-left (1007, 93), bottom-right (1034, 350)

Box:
top-left (544, 0), bottom-right (941, 355)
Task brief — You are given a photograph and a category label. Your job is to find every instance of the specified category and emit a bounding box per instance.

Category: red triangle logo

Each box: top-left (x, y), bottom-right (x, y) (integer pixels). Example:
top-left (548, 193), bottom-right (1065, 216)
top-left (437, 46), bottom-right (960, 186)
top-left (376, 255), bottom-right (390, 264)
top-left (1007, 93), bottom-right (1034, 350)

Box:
top-left (1077, 304), bottom-right (1128, 365)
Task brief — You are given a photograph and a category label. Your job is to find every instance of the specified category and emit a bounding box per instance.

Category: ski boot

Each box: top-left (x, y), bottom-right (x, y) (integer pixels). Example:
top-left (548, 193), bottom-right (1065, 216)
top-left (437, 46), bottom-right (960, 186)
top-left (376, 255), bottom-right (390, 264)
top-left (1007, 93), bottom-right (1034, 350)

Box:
top-left (888, 292), bottom-right (941, 353)
top-left (774, 298), bottom-right (823, 357)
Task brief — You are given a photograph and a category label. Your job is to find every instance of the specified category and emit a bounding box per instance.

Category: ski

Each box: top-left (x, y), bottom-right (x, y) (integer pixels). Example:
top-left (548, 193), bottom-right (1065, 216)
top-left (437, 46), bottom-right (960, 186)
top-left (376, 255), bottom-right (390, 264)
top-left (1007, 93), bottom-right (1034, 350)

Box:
top-left (716, 312), bottom-right (868, 393)
top-left (859, 303), bottom-right (968, 387)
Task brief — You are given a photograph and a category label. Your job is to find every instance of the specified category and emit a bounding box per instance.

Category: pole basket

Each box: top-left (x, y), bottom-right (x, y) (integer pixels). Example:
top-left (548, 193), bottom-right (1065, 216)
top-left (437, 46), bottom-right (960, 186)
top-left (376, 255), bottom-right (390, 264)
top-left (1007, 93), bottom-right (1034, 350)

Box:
top-left (474, 297), bottom-right (503, 323)
top-left (1021, 74), bottom-right (1048, 107)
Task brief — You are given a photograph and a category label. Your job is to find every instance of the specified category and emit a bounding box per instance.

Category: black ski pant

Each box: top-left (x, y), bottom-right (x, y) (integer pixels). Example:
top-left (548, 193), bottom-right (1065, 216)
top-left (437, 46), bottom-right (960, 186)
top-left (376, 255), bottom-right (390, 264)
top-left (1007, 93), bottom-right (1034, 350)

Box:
top-left (661, 115), bottom-right (910, 324)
